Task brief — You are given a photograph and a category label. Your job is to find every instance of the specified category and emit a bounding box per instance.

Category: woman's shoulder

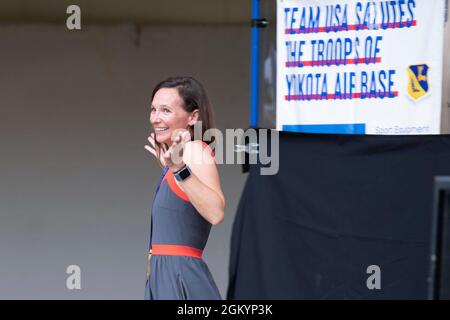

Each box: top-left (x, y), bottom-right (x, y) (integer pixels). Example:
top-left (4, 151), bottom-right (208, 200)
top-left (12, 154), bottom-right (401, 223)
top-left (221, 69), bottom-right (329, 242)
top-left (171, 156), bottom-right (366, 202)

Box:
top-left (185, 139), bottom-right (210, 148)
top-left (184, 140), bottom-right (216, 166)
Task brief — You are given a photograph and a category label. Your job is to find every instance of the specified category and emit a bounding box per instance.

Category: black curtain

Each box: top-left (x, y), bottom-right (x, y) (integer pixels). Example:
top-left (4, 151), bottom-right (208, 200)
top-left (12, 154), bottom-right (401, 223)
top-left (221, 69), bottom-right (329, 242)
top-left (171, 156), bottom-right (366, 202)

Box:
top-left (227, 131), bottom-right (450, 299)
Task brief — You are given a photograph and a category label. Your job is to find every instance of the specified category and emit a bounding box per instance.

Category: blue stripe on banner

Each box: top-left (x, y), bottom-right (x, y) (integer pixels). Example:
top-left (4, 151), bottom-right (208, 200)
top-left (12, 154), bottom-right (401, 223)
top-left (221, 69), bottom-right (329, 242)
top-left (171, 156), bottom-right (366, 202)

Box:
top-left (282, 124), bottom-right (366, 134)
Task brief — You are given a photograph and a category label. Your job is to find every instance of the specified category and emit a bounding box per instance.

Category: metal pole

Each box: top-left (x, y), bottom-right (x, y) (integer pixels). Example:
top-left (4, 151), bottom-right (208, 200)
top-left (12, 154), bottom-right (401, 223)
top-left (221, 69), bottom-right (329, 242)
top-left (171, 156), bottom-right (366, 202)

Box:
top-left (250, 0), bottom-right (260, 127)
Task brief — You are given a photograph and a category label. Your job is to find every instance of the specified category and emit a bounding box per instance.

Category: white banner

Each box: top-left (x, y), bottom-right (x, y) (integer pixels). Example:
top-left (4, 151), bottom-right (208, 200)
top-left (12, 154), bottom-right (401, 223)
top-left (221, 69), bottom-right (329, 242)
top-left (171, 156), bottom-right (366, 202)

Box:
top-left (276, 0), bottom-right (445, 134)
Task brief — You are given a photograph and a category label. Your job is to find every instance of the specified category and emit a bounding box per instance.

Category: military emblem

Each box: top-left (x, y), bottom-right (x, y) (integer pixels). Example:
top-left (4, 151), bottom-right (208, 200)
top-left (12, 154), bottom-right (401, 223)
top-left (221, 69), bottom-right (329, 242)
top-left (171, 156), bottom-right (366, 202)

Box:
top-left (407, 64), bottom-right (429, 100)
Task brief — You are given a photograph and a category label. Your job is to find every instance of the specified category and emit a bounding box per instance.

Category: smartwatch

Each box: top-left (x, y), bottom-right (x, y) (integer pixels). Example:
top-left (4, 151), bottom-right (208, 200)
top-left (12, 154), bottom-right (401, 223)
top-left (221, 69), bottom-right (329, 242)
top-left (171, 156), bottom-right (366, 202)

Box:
top-left (173, 165), bottom-right (192, 182)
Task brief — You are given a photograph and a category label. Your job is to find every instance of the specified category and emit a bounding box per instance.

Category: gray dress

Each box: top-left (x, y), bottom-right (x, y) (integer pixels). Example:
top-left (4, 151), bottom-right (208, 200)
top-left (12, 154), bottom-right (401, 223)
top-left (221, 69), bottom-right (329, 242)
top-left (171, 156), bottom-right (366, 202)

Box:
top-left (144, 166), bottom-right (222, 300)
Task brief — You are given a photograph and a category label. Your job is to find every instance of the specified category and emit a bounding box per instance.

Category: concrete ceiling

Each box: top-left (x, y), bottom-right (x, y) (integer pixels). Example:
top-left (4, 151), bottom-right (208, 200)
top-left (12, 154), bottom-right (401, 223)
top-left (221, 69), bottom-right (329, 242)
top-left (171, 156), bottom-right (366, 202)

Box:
top-left (0, 0), bottom-right (255, 25)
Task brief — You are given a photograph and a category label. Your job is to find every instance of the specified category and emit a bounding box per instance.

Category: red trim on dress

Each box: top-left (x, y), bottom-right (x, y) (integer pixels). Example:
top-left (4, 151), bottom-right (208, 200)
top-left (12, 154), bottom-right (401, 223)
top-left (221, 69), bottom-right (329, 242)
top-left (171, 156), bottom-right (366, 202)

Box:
top-left (150, 244), bottom-right (203, 259)
top-left (162, 171), bottom-right (190, 202)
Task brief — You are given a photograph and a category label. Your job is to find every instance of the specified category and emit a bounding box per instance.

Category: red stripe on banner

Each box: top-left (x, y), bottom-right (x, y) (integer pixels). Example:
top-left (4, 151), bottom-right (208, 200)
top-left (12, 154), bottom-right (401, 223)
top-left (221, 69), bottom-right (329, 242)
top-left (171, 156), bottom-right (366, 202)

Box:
top-left (284, 20), bottom-right (417, 34)
top-left (285, 57), bottom-right (381, 67)
top-left (284, 91), bottom-right (399, 101)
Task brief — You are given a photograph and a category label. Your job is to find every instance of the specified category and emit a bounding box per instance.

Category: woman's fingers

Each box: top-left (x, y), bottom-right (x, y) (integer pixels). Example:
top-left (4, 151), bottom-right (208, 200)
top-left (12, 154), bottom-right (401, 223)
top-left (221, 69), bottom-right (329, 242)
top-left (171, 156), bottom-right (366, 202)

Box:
top-left (171, 129), bottom-right (190, 143)
top-left (148, 134), bottom-right (156, 147)
top-left (181, 131), bottom-right (191, 143)
top-left (163, 148), bottom-right (171, 159)
top-left (167, 142), bottom-right (185, 167)
top-left (160, 143), bottom-right (168, 154)
top-left (144, 144), bottom-right (157, 157)
top-left (146, 134), bottom-right (169, 166)
top-left (150, 129), bottom-right (190, 167)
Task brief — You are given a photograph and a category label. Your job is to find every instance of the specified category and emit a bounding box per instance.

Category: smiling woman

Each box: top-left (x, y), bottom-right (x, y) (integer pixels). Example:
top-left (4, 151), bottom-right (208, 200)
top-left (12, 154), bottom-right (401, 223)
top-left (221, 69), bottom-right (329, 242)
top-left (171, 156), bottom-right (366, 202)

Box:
top-left (143, 76), bottom-right (225, 300)
top-left (150, 88), bottom-right (196, 149)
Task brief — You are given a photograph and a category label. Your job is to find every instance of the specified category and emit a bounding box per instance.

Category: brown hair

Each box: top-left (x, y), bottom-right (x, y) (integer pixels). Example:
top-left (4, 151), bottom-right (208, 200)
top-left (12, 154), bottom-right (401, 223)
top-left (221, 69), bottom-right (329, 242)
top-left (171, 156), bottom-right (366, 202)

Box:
top-left (150, 76), bottom-right (216, 167)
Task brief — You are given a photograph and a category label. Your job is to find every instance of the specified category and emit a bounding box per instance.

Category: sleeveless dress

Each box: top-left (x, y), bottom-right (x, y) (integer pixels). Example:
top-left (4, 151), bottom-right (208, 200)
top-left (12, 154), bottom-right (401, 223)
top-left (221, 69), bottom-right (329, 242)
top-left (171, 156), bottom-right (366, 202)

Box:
top-left (144, 143), bottom-right (222, 300)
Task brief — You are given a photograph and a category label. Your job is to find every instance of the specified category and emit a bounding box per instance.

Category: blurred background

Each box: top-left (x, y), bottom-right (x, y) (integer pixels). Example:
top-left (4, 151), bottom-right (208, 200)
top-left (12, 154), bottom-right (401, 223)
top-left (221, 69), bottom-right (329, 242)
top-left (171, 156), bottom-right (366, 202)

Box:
top-left (0, 0), bottom-right (258, 299)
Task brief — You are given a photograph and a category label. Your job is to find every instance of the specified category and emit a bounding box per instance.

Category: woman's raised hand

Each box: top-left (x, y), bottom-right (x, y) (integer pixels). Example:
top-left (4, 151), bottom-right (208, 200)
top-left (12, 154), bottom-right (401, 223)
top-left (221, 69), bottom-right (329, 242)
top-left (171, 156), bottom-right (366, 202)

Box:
top-left (163, 129), bottom-right (191, 172)
top-left (145, 133), bottom-right (168, 166)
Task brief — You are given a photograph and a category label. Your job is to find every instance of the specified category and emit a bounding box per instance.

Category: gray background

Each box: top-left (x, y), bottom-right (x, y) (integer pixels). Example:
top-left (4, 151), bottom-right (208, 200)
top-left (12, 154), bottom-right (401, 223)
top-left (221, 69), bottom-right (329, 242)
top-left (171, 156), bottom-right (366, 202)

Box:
top-left (1, 0), bottom-right (449, 300)
top-left (0, 23), bottom-right (250, 299)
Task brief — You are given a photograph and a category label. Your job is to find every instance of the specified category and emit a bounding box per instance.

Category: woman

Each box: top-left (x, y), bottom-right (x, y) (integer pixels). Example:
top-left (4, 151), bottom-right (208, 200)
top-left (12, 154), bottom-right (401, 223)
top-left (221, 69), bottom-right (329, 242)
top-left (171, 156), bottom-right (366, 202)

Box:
top-left (144, 76), bottom-right (225, 300)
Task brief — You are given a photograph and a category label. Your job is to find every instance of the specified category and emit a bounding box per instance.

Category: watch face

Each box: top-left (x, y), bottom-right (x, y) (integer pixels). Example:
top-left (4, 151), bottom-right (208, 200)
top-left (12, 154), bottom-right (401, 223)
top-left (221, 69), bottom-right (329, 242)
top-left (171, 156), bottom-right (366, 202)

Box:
top-left (175, 166), bottom-right (191, 181)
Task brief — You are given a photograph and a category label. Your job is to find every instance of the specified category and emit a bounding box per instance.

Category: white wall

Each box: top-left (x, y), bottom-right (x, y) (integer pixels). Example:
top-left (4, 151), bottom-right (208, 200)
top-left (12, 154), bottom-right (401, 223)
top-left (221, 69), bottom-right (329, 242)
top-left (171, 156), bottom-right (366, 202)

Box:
top-left (0, 24), bottom-right (250, 299)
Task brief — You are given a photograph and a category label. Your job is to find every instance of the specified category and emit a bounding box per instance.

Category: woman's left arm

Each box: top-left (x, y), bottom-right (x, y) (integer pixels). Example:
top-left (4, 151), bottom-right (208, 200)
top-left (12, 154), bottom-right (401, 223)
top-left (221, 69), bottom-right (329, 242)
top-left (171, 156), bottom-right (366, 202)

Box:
top-left (171, 141), bottom-right (225, 225)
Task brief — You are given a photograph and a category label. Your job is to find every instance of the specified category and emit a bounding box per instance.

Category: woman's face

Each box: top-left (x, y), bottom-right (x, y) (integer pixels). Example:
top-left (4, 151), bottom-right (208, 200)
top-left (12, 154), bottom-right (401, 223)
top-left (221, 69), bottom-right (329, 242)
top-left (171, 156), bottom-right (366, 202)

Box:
top-left (150, 88), bottom-right (195, 145)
